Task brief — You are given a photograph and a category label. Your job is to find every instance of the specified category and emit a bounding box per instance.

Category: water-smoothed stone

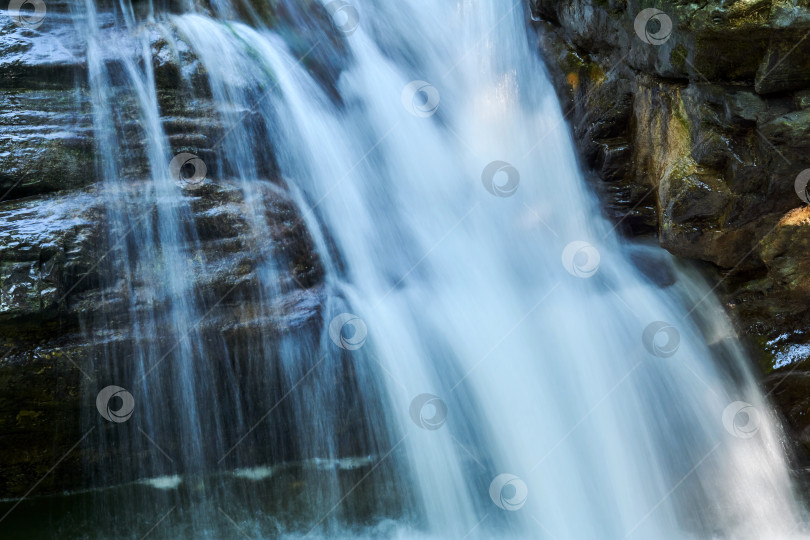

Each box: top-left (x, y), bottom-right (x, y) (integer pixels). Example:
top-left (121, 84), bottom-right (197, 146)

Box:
top-left (0, 0), bottom-right (345, 500)
top-left (0, 89), bottom-right (97, 199)
top-left (0, 181), bottom-right (323, 322)
top-left (0, 37), bottom-right (324, 494)
top-left (0, 189), bottom-right (101, 325)
top-left (0, 0), bottom-right (98, 199)
top-left (0, 179), bottom-right (325, 498)
top-left (0, 9), bottom-right (85, 90)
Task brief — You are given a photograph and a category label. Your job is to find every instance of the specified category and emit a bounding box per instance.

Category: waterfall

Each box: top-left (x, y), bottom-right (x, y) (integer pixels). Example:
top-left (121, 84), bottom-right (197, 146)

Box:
top-left (63, 0), bottom-right (808, 537)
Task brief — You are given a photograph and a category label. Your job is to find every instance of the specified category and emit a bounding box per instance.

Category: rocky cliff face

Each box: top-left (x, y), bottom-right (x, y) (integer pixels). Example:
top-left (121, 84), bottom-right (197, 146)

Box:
top-left (532, 0), bottom-right (810, 462)
top-left (0, 3), bottom-right (325, 497)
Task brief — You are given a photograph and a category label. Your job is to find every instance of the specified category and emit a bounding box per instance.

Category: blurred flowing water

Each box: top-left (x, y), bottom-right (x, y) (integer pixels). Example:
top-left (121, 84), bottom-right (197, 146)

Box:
top-left (14, 0), bottom-right (810, 538)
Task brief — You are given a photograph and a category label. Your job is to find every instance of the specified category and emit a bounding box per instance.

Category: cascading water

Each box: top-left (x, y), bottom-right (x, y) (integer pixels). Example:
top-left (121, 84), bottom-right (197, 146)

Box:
top-left (16, 0), bottom-right (809, 537)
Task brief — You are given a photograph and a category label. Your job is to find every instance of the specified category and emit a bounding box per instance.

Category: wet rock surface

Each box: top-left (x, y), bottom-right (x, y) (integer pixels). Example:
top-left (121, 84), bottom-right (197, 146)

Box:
top-left (0, 6), bottom-right (327, 498)
top-left (533, 0), bottom-right (810, 463)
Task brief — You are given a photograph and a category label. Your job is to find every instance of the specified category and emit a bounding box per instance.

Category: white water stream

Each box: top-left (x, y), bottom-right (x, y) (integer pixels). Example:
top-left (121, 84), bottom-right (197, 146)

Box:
top-left (69, 0), bottom-right (810, 538)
